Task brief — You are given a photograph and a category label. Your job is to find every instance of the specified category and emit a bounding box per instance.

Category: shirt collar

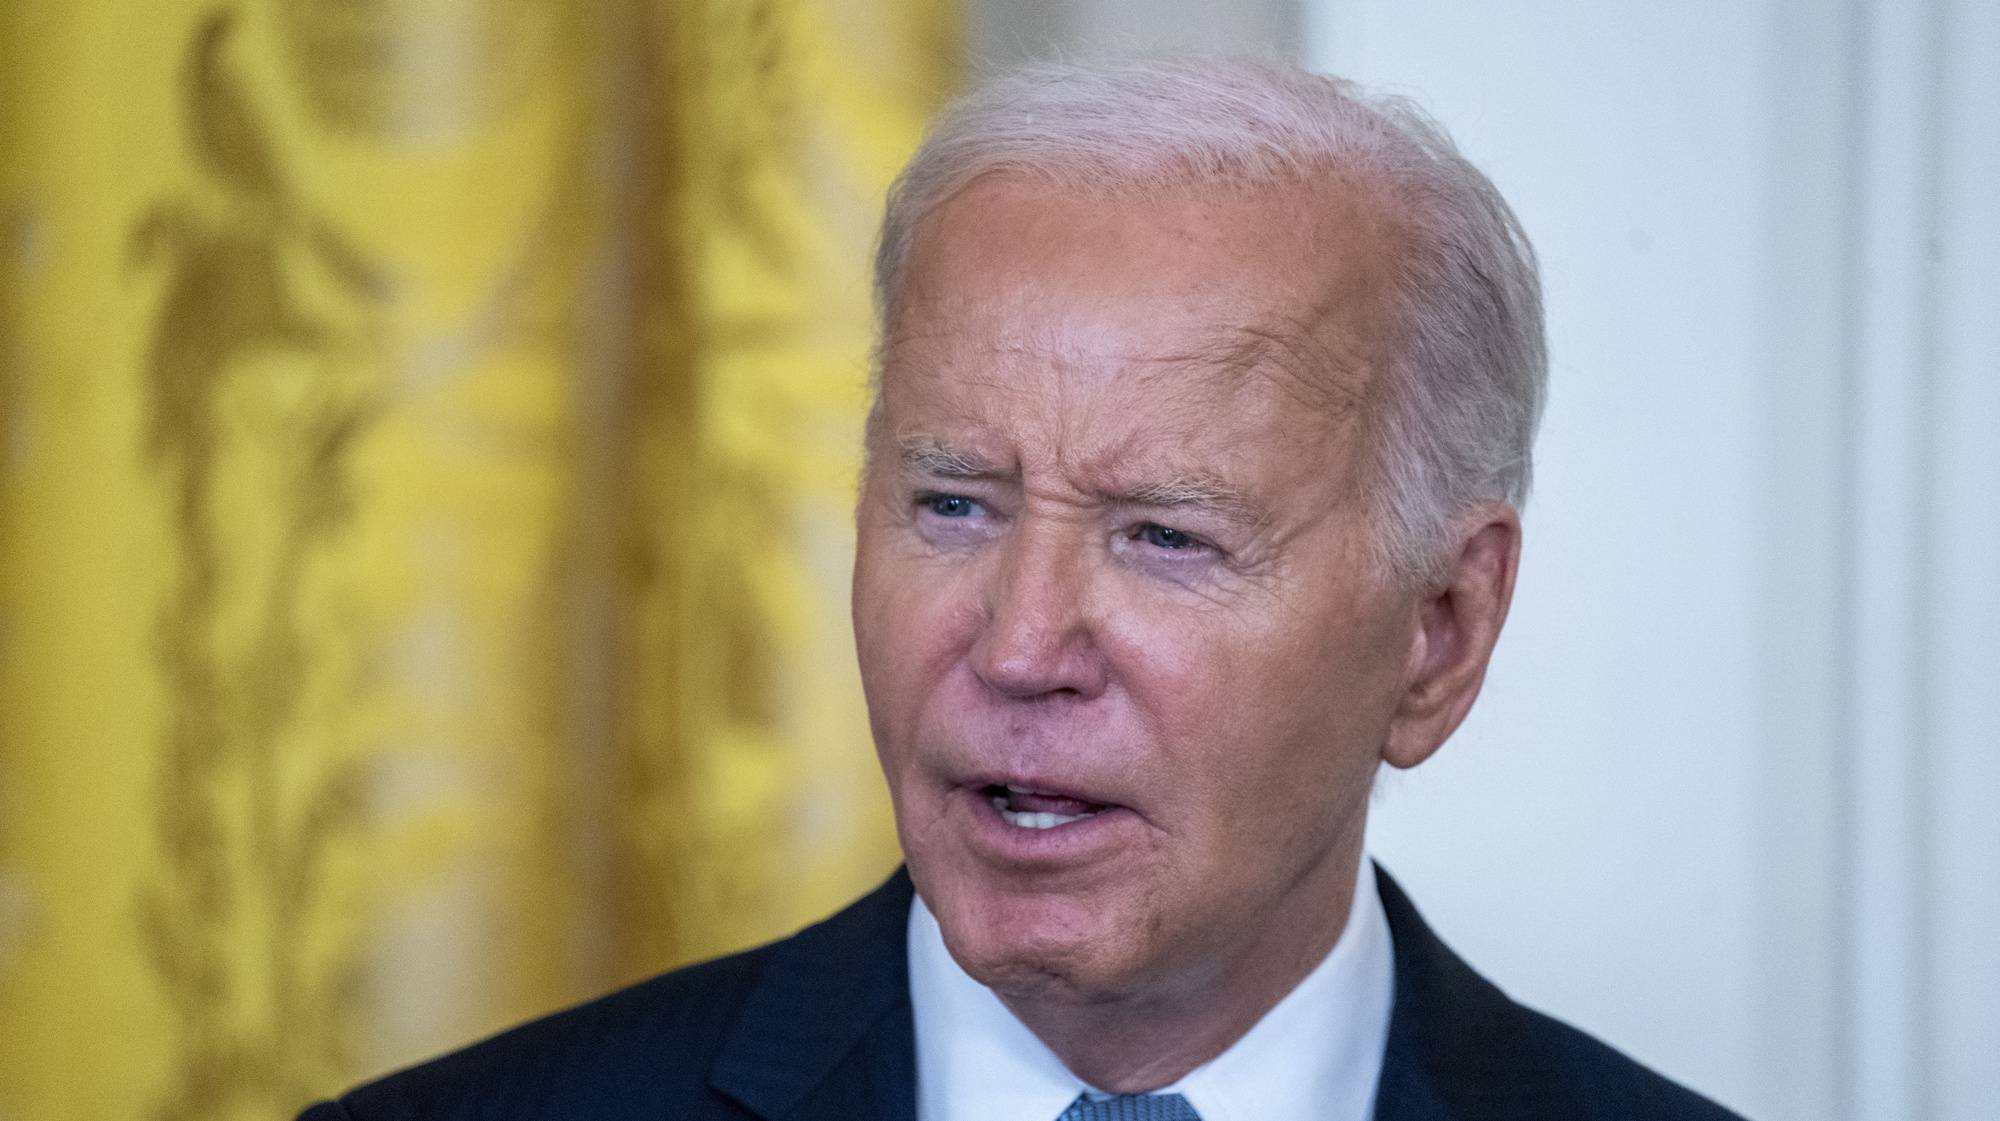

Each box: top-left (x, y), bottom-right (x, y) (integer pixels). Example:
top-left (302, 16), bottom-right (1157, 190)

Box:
top-left (907, 858), bottom-right (1395, 1121)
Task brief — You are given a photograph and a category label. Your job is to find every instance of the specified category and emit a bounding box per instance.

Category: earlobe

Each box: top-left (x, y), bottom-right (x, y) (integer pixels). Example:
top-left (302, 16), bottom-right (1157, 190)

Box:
top-left (1381, 599), bottom-right (1456, 771)
top-left (1381, 509), bottom-right (1522, 771)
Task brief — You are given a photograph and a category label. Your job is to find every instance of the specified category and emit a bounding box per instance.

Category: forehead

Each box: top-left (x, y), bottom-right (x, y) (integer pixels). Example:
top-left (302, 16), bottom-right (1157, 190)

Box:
top-left (878, 174), bottom-right (1404, 469)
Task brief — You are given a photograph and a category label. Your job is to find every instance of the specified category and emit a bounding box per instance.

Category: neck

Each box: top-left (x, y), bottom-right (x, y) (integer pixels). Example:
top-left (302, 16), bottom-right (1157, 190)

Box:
top-left (998, 842), bottom-right (1366, 1093)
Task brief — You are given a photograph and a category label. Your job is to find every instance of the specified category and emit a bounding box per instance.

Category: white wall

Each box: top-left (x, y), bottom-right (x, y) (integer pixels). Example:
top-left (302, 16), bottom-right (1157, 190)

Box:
top-left (1309, 3), bottom-right (1773, 1113)
top-left (967, 2), bottom-right (1999, 1119)
top-left (1302, 2), bottom-right (1999, 1120)
top-left (968, 0), bottom-right (1294, 69)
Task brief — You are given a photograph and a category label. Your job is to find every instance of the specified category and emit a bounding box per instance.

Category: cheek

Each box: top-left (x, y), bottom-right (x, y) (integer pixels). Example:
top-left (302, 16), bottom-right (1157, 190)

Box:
top-left (854, 536), bottom-right (985, 742)
top-left (1107, 590), bottom-right (1389, 826)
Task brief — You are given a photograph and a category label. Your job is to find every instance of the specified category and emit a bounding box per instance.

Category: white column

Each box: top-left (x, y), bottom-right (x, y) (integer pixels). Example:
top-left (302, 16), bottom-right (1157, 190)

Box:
top-left (1844, 0), bottom-right (1945, 1114)
top-left (1922, 2), bottom-right (2000, 1117)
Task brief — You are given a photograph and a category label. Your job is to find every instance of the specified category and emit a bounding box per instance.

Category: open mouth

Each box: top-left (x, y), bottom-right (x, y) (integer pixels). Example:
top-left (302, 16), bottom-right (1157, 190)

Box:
top-left (982, 782), bottom-right (1114, 830)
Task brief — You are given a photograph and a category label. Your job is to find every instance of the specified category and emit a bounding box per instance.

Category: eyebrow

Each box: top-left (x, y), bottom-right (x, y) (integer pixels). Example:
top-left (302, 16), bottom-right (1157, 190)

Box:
top-left (897, 434), bottom-right (1270, 527)
top-left (898, 435), bottom-right (1001, 480)
top-left (1118, 475), bottom-right (1271, 526)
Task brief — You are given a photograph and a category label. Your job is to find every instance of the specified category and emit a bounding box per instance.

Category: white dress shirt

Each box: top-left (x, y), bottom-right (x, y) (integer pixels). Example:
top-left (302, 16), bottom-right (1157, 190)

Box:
top-left (908, 858), bottom-right (1395, 1121)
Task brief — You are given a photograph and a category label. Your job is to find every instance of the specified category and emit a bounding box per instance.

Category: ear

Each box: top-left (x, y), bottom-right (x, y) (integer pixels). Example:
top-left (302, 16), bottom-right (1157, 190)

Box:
top-left (1381, 506), bottom-right (1522, 770)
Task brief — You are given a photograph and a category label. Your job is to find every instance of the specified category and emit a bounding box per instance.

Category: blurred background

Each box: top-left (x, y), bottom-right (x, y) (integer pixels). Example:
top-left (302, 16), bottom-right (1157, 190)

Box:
top-left (0, 2), bottom-right (1992, 1120)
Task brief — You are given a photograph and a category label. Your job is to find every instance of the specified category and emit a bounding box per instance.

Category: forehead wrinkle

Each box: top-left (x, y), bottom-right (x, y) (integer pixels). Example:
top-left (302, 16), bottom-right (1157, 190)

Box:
top-left (1169, 318), bottom-right (1369, 423)
top-left (882, 295), bottom-right (1078, 361)
top-left (884, 282), bottom-right (1359, 407)
top-left (878, 323), bottom-right (1104, 433)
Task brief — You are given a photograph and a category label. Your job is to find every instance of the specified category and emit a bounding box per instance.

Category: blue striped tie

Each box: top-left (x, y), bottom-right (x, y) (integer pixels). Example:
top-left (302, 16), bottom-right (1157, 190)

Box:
top-left (1056, 1092), bottom-right (1203, 1120)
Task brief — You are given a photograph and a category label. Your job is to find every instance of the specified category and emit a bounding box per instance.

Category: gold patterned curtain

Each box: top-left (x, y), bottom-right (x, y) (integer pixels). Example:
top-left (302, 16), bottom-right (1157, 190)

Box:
top-left (0, 2), bottom-right (954, 1119)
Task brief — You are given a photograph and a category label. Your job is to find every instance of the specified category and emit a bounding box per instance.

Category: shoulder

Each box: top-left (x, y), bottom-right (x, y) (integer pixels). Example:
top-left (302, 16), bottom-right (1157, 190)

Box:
top-left (304, 945), bottom-right (772, 1121)
top-left (1372, 865), bottom-right (1749, 1121)
top-left (1512, 1001), bottom-right (1748, 1121)
top-left (297, 868), bottom-right (917, 1121)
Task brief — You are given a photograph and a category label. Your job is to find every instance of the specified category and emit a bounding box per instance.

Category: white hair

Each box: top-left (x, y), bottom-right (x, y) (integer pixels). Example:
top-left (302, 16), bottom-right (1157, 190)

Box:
top-left (871, 57), bottom-right (1547, 585)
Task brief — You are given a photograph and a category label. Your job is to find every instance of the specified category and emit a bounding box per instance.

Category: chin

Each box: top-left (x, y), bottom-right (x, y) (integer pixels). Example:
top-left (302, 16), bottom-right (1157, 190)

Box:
top-left (930, 872), bottom-right (1143, 1004)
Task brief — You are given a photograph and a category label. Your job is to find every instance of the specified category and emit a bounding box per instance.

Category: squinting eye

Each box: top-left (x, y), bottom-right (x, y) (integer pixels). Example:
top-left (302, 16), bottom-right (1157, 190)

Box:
top-left (1139, 524), bottom-right (1199, 550)
top-left (926, 494), bottom-right (978, 518)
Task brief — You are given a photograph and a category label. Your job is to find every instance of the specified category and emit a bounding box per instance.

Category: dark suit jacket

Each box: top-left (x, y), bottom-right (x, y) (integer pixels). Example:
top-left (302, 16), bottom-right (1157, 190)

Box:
top-left (298, 866), bottom-right (1746, 1120)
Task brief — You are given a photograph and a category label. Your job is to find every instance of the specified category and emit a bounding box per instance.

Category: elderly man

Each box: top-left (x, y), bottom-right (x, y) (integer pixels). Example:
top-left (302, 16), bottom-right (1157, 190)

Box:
top-left (300, 59), bottom-right (1744, 1121)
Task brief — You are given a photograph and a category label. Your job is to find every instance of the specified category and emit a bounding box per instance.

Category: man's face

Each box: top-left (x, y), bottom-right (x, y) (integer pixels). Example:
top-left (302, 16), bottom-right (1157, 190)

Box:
top-left (853, 174), bottom-right (1421, 1005)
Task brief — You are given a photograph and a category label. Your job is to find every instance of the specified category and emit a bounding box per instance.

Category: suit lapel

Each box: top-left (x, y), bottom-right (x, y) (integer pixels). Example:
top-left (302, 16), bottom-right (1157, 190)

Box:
top-left (1371, 866), bottom-right (1577, 1121)
top-left (709, 869), bottom-right (919, 1121)
top-left (708, 862), bottom-right (1576, 1121)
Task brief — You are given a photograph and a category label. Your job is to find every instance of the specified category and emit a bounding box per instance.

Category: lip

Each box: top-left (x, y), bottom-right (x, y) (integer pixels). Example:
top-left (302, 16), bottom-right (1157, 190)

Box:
top-left (952, 782), bottom-right (1141, 869)
top-left (964, 771), bottom-right (1127, 808)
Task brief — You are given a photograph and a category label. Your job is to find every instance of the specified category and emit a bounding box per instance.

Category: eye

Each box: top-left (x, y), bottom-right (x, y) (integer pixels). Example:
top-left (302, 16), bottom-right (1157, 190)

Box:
top-left (924, 493), bottom-right (980, 518)
top-left (1137, 523), bottom-right (1203, 551)
top-left (909, 490), bottom-right (998, 550)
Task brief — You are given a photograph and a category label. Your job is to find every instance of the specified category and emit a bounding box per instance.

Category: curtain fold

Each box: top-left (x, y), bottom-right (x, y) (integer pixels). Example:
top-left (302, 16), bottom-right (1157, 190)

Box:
top-left (0, 3), bottom-right (953, 1118)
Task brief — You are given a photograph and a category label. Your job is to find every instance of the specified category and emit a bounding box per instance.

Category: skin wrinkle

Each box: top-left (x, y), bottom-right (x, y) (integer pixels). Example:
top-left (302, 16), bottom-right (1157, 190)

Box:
top-left (881, 331), bottom-right (1360, 517)
top-left (890, 430), bottom-right (1298, 616)
top-left (1196, 317), bottom-right (1366, 422)
top-left (898, 433), bottom-right (1273, 534)
top-left (885, 283), bottom-right (1374, 424)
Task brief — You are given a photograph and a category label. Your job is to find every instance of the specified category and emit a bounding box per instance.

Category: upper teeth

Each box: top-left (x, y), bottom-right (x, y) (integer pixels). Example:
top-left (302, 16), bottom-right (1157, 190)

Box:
top-left (996, 806), bottom-right (1087, 829)
top-left (990, 791), bottom-right (1102, 830)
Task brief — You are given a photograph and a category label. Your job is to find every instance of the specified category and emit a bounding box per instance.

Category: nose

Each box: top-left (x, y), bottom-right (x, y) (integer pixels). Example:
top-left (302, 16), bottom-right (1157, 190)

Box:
top-left (969, 520), bottom-right (1109, 701)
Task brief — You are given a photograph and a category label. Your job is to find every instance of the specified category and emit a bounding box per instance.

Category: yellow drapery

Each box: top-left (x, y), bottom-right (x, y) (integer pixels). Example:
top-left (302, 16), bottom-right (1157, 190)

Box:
top-left (0, 2), bottom-right (953, 1118)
